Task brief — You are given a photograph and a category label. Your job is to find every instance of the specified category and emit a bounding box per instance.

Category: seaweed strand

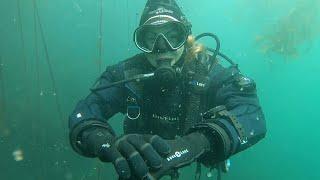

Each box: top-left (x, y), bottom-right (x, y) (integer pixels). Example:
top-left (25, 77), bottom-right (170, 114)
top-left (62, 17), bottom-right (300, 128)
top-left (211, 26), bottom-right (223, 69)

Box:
top-left (16, 0), bottom-right (27, 72)
top-left (32, 0), bottom-right (47, 178)
top-left (0, 56), bottom-right (7, 135)
top-left (98, 0), bottom-right (103, 72)
top-left (127, 0), bottom-right (130, 50)
top-left (34, 1), bottom-right (70, 178)
top-left (34, 1), bottom-right (64, 126)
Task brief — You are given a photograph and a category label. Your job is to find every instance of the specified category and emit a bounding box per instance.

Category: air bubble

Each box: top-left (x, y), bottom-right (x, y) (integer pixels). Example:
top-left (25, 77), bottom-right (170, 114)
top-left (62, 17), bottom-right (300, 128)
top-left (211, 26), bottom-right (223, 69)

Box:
top-left (206, 171), bottom-right (213, 178)
top-left (12, 149), bottom-right (24, 161)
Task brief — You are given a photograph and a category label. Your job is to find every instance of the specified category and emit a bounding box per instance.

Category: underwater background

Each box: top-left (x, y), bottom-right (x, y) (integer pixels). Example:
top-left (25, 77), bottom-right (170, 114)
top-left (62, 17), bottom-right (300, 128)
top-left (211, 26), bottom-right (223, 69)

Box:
top-left (1, 0), bottom-right (319, 179)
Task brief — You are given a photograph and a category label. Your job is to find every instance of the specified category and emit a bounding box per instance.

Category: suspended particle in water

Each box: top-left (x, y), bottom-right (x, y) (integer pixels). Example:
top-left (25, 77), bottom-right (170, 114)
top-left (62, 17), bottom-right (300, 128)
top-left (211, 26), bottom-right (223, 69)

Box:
top-left (12, 149), bottom-right (24, 161)
top-left (65, 172), bottom-right (73, 180)
top-left (250, 129), bottom-right (255, 136)
top-left (40, 90), bottom-right (44, 96)
top-left (53, 92), bottom-right (56, 96)
top-left (54, 161), bottom-right (59, 166)
top-left (72, 0), bottom-right (83, 14)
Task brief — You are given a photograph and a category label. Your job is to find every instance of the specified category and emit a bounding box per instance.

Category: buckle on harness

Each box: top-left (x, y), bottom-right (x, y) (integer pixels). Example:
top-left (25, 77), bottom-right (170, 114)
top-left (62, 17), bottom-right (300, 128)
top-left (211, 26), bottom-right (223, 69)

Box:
top-left (126, 105), bottom-right (141, 120)
top-left (126, 96), bottom-right (141, 120)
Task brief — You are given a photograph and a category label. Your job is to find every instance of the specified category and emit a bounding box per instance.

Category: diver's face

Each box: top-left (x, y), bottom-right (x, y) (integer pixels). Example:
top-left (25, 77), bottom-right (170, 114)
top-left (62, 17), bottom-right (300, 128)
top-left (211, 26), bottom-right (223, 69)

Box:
top-left (143, 24), bottom-right (185, 67)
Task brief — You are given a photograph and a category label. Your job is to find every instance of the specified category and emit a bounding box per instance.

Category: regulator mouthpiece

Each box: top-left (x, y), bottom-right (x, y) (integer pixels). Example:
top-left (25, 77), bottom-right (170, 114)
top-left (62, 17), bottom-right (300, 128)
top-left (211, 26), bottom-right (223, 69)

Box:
top-left (154, 59), bottom-right (177, 88)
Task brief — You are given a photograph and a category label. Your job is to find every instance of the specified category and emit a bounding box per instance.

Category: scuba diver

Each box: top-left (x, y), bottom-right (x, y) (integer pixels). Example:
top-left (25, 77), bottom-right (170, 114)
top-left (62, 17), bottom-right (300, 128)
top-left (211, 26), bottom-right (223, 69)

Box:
top-left (68, 0), bottom-right (267, 179)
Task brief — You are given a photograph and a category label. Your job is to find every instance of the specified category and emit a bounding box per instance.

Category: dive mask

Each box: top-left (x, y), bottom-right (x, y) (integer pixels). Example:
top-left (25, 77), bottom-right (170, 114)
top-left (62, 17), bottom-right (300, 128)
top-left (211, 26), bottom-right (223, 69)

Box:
top-left (134, 21), bottom-right (189, 53)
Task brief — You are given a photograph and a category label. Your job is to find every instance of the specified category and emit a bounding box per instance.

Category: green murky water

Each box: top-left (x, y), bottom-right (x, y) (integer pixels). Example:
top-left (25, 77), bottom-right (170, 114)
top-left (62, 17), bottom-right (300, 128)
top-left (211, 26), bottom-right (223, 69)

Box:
top-left (1, 0), bottom-right (319, 179)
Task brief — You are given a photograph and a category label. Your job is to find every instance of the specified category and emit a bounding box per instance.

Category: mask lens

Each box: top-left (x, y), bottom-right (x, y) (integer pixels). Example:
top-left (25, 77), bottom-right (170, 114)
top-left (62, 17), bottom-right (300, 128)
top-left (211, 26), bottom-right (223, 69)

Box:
top-left (164, 23), bottom-right (187, 49)
top-left (135, 26), bottom-right (157, 52)
top-left (134, 21), bottom-right (188, 53)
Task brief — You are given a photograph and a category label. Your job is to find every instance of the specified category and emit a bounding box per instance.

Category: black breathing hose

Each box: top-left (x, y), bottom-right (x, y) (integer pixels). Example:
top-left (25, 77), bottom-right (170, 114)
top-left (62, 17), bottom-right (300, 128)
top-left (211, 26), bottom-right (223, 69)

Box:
top-left (90, 73), bottom-right (154, 92)
top-left (195, 32), bottom-right (220, 61)
top-left (195, 33), bottom-right (236, 68)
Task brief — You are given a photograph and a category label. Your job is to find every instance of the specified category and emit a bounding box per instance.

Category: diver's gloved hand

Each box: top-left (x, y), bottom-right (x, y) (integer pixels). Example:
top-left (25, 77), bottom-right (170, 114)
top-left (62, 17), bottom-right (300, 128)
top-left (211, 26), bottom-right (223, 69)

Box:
top-left (150, 132), bottom-right (212, 179)
top-left (84, 128), bottom-right (132, 178)
top-left (97, 133), bottom-right (171, 180)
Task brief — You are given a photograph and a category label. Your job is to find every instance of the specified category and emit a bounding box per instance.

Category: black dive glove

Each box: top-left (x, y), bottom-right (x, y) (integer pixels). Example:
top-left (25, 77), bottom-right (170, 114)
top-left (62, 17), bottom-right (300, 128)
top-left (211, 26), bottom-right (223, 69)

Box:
top-left (84, 129), bottom-right (171, 179)
top-left (150, 132), bottom-right (212, 179)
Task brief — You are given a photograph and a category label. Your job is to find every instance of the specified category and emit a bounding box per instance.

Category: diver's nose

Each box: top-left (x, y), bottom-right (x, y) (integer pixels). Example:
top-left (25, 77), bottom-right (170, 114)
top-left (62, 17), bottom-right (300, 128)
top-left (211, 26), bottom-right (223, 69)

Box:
top-left (158, 37), bottom-right (167, 49)
top-left (154, 36), bottom-right (170, 53)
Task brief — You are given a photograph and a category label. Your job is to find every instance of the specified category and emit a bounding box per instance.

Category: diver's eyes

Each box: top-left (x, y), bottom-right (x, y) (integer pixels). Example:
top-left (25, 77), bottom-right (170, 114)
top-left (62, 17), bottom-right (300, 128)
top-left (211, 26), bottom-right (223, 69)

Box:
top-left (166, 31), bottom-right (179, 40)
top-left (144, 32), bottom-right (157, 41)
top-left (143, 32), bottom-right (157, 49)
top-left (166, 31), bottom-right (183, 46)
